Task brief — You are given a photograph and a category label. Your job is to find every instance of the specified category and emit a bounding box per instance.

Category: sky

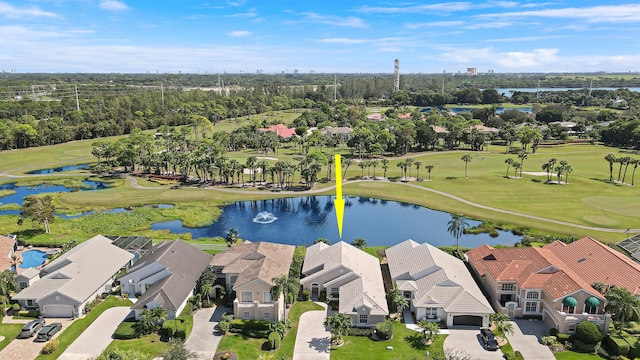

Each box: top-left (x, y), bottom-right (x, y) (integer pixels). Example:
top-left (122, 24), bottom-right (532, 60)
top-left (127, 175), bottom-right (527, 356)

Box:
top-left (2, 0), bottom-right (640, 74)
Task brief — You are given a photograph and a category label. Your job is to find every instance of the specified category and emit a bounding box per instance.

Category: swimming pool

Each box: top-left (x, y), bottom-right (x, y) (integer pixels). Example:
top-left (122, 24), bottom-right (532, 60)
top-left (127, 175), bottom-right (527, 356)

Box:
top-left (19, 250), bottom-right (48, 268)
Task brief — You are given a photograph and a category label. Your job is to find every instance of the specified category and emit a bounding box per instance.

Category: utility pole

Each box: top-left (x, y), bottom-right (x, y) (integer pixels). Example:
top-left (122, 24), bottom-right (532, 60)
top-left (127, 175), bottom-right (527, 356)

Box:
top-left (74, 84), bottom-right (80, 111)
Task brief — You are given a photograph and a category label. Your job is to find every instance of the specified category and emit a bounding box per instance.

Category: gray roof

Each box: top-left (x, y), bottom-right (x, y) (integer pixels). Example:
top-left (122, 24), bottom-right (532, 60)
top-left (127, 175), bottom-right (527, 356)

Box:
top-left (132, 240), bottom-right (213, 312)
top-left (302, 242), bottom-right (388, 316)
top-left (210, 241), bottom-right (294, 289)
top-left (15, 268), bottom-right (39, 281)
top-left (386, 239), bottom-right (493, 315)
top-left (13, 235), bottom-right (134, 303)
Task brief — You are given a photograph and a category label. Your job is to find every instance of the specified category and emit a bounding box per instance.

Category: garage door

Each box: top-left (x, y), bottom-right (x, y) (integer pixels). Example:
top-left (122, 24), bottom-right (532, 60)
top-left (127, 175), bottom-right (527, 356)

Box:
top-left (452, 315), bottom-right (483, 326)
top-left (43, 304), bottom-right (73, 318)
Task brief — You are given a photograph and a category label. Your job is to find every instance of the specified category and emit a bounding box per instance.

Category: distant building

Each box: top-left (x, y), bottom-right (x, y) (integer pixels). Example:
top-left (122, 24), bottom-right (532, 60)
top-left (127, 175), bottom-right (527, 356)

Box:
top-left (258, 124), bottom-right (297, 139)
top-left (366, 113), bottom-right (384, 122)
top-left (467, 67), bottom-right (478, 76)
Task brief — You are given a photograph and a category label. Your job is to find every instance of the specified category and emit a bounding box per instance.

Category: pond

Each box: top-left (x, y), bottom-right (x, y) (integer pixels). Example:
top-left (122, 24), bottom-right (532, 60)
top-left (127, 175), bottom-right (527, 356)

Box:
top-left (0, 181), bottom-right (108, 215)
top-left (26, 164), bottom-right (90, 174)
top-left (151, 196), bottom-right (522, 247)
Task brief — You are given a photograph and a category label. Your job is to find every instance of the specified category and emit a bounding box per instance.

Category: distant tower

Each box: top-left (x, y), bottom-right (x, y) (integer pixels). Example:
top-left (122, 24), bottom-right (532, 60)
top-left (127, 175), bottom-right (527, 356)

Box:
top-left (394, 59), bottom-right (400, 92)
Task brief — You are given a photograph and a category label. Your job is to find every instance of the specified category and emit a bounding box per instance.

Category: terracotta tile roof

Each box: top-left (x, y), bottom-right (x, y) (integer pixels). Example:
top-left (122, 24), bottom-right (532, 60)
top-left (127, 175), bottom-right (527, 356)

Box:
top-left (544, 237), bottom-right (640, 295)
top-left (431, 125), bottom-right (449, 134)
top-left (0, 235), bottom-right (16, 272)
top-left (258, 124), bottom-right (297, 138)
top-left (366, 113), bottom-right (384, 121)
top-left (397, 113), bottom-right (412, 119)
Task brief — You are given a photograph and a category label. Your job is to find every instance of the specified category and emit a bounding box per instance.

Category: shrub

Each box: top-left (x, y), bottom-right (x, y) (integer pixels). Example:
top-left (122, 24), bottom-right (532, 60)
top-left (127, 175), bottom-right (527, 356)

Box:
top-left (541, 336), bottom-right (557, 346)
top-left (161, 316), bottom-right (193, 340)
top-left (218, 320), bottom-right (230, 335)
top-left (96, 348), bottom-right (148, 360)
top-left (549, 327), bottom-right (559, 336)
top-left (573, 339), bottom-right (600, 353)
top-left (302, 289), bottom-right (311, 301)
top-left (268, 331), bottom-right (281, 350)
top-left (575, 321), bottom-right (603, 344)
top-left (202, 299), bottom-right (214, 308)
top-left (514, 351), bottom-right (525, 360)
top-left (603, 333), bottom-right (631, 356)
top-left (114, 320), bottom-right (138, 339)
top-left (375, 320), bottom-right (394, 340)
top-left (17, 309), bottom-right (39, 317)
top-left (181, 302), bottom-right (193, 316)
top-left (11, 303), bottom-right (20, 312)
top-left (270, 321), bottom-right (286, 339)
top-left (230, 319), bottom-right (271, 338)
top-left (319, 290), bottom-right (327, 302)
top-left (41, 339), bottom-right (59, 354)
top-left (221, 312), bottom-right (234, 322)
top-left (347, 327), bottom-right (372, 337)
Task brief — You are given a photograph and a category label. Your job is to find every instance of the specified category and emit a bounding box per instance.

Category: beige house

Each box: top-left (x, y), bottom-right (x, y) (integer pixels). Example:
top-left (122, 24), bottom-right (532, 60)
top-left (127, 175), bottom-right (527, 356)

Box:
top-left (386, 240), bottom-right (493, 327)
top-left (120, 240), bottom-right (213, 320)
top-left (467, 238), bottom-right (613, 334)
top-left (210, 241), bottom-right (294, 322)
top-left (300, 241), bottom-right (388, 326)
top-left (13, 235), bottom-right (134, 318)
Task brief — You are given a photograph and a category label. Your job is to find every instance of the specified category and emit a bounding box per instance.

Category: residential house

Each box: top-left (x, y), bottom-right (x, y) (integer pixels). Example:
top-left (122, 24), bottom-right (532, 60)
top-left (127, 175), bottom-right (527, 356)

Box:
top-left (120, 240), bottom-right (213, 320)
top-left (15, 268), bottom-right (39, 291)
top-left (320, 126), bottom-right (353, 141)
top-left (300, 241), bottom-right (389, 326)
top-left (1, 234), bottom-right (17, 272)
top-left (210, 241), bottom-right (294, 322)
top-left (470, 124), bottom-right (500, 134)
top-left (12, 235), bottom-right (134, 318)
top-left (366, 113), bottom-right (384, 122)
top-left (386, 240), bottom-right (493, 327)
top-left (258, 124), bottom-right (297, 139)
top-left (467, 239), bottom-right (613, 334)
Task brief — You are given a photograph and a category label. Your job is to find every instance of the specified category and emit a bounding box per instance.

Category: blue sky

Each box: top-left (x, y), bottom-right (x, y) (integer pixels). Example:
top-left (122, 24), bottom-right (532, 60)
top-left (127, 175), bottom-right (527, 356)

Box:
top-left (2, 0), bottom-right (640, 73)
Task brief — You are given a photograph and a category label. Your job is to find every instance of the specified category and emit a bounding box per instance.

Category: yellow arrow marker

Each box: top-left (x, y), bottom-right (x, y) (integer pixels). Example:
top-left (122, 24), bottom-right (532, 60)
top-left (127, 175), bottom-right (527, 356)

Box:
top-left (334, 154), bottom-right (345, 239)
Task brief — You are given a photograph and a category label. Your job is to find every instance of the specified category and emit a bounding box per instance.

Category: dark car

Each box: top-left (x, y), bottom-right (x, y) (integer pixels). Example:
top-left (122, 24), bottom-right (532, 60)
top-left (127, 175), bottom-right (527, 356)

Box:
top-left (480, 327), bottom-right (499, 351)
top-left (35, 322), bottom-right (62, 342)
top-left (18, 318), bottom-right (46, 339)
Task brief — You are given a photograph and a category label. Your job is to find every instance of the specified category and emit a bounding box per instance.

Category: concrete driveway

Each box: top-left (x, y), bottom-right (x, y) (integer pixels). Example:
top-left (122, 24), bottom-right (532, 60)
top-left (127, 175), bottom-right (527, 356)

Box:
top-left (293, 302), bottom-right (330, 360)
top-left (443, 329), bottom-right (504, 360)
top-left (506, 320), bottom-right (555, 360)
top-left (0, 317), bottom-right (74, 360)
top-left (185, 306), bottom-right (229, 359)
top-left (59, 307), bottom-right (132, 360)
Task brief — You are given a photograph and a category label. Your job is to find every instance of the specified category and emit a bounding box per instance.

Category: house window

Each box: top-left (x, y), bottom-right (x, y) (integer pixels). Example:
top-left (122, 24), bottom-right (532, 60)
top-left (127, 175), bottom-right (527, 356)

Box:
top-left (425, 308), bottom-right (438, 318)
top-left (501, 283), bottom-right (515, 291)
top-left (403, 291), bottom-right (412, 298)
top-left (263, 292), bottom-right (272, 303)
top-left (563, 304), bottom-right (575, 314)
top-left (243, 311), bottom-right (250, 320)
top-left (585, 306), bottom-right (598, 314)
top-left (19, 282), bottom-right (27, 290)
top-left (525, 302), bottom-right (539, 313)
top-left (568, 323), bottom-right (577, 333)
top-left (241, 291), bottom-right (252, 303)
top-left (264, 312), bottom-right (271, 320)
top-left (215, 268), bottom-right (223, 275)
top-left (525, 291), bottom-right (539, 299)
top-left (26, 300), bottom-right (34, 307)
top-left (331, 288), bottom-right (339, 296)
top-left (359, 314), bottom-right (368, 324)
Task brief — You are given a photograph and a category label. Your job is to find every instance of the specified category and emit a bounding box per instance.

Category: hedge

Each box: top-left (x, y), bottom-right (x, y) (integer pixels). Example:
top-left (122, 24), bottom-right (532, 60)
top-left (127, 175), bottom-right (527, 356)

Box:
top-left (573, 339), bottom-right (600, 353)
top-left (603, 333), bottom-right (631, 357)
top-left (347, 327), bottom-right (372, 337)
top-left (113, 320), bottom-right (138, 339)
top-left (375, 321), bottom-right (393, 340)
top-left (161, 315), bottom-right (194, 340)
top-left (268, 331), bottom-right (281, 350)
top-left (229, 319), bottom-right (271, 338)
top-left (575, 321), bottom-right (603, 344)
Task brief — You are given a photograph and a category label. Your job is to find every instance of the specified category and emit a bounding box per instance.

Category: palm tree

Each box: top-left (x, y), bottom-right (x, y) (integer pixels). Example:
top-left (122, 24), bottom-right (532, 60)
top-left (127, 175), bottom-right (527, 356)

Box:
top-left (564, 164), bottom-right (573, 184)
top-left (605, 153), bottom-right (616, 182)
top-left (405, 158), bottom-right (414, 178)
top-left (342, 158), bottom-right (353, 180)
top-left (512, 162), bottom-right (521, 179)
top-left (461, 154), bottom-right (472, 178)
top-left (324, 313), bottom-right (352, 344)
top-left (417, 320), bottom-right (440, 344)
top-left (200, 283), bottom-right (214, 303)
top-left (371, 160), bottom-right (379, 179)
top-left (505, 158), bottom-right (514, 178)
top-left (602, 285), bottom-right (640, 334)
top-left (246, 156), bottom-right (257, 187)
top-left (150, 307), bottom-right (167, 328)
top-left (631, 159), bottom-right (639, 186)
top-left (10, 254), bottom-right (21, 272)
top-left (225, 227), bottom-right (240, 247)
top-left (351, 238), bottom-right (367, 249)
top-left (397, 161), bottom-right (407, 181)
top-left (358, 161), bottom-right (366, 178)
top-left (447, 214), bottom-right (469, 253)
top-left (547, 158), bottom-right (557, 182)
top-left (271, 275), bottom-right (298, 321)
top-left (616, 156), bottom-right (625, 182)
top-left (414, 161), bottom-right (422, 181)
top-left (314, 238), bottom-right (329, 244)
top-left (518, 151), bottom-right (528, 177)
top-left (381, 159), bottom-right (389, 179)
top-left (425, 164), bottom-right (434, 181)
top-left (491, 313), bottom-right (514, 337)
top-left (621, 156), bottom-right (632, 183)
top-left (0, 270), bottom-right (17, 315)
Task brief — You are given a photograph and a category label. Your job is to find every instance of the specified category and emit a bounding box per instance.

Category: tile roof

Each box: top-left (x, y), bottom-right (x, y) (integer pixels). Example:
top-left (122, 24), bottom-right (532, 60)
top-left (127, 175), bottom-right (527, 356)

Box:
top-left (544, 237), bottom-right (640, 295)
top-left (466, 242), bottom-right (608, 300)
top-left (386, 240), bottom-right (493, 315)
top-left (210, 241), bottom-right (294, 289)
top-left (258, 124), bottom-right (297, 138)
top-left (13, 235), bottom-right (133, 303)
top-left (132, 240), bottom-right (213, 312)
top-left (0, 235), bottom-right (16, 272)
top-left (430, 125), bottom-right (449, 134)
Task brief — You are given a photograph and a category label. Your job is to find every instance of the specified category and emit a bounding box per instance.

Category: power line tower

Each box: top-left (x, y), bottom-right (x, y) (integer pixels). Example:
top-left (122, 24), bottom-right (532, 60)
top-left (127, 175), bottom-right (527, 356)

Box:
top-left (393, 59), bottom-right (400, 93)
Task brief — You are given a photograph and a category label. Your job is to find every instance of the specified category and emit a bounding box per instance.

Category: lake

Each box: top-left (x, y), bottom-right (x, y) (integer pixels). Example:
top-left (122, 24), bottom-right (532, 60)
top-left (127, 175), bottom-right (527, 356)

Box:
top-left (0, 181), bottom-right (108, 215)
top-left (152, 196), bottom-right (522, 247)
top-left (26, 164), bottom-right (90, 174)
top-left (493, 87), bottom-right (640, 97)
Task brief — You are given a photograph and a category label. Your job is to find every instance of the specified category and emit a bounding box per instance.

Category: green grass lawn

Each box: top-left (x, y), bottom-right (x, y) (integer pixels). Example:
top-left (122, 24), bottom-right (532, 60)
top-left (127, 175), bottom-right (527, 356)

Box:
top-left (330, 322), bottom-right (446, 360)
top-left (216, 301), bottom-right (324, 360)
top-left (105, 333), bottom-right (166, 358)
top-left (0, 323), bottom-right (23, 352)
top-left (35, 296), bottom-right (133, 360)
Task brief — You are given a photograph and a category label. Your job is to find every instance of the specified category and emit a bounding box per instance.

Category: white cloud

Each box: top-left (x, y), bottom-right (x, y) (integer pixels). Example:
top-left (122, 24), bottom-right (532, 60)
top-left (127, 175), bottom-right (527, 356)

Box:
top-left (436, 46), bottom-right (560, 69)
top-left (477, 4), bottom-right (640, 23)
top-left (99, 0), bottom-right (128, 12)
top-left (356, 3), bottom-right (474, 14)
top-left (228, 7), bottom-right (257, 18)
top-left (405, 21), bottom-right (465, 29)
top-left (464, 21), bottom-right (513, 29)
top-left (226, 30), bottom-right (251, 37)
top-left (0, 2), bottom-right (57, 18)
top-left (319, 38), bottom-right (369, 44)
top-left (487, 35), bottom-right (570, 42)
top-left (0, 26), bottom-right (93, 42)
top-left (293, 12), bottom-right (367, 28)
top-left (227, 0), bottom-right (246, 6)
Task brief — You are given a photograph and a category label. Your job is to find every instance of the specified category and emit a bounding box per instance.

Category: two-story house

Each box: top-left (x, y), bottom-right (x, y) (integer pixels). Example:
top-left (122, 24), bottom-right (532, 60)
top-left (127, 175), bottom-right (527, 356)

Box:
top-left (210, 241), bottom-right (294, 322)
top-left (300, 241), bottom-right (388, 326)
top-left (119, 240), bottom-right (213, 320)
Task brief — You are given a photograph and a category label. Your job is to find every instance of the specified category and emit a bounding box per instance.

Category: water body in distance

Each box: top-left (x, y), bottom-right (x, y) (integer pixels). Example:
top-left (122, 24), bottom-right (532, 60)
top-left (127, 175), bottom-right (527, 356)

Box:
top-left (0, 181), bottom-right (108, 215)
top-left (151, 196), bottom-right (521, 247)
top-left (26, 164), bottom-right (90, 174)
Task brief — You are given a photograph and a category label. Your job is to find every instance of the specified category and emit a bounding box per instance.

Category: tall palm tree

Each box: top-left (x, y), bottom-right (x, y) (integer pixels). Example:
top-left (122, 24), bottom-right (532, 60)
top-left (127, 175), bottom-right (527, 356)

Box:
top-left (603, 285), bottom-right (640, 334)
top-left (371, 160), bottom-right (379, 179)
top-left (271, 275), bottom-right (298, 321)
top-left (518, 151), bottom-right (528, 177)
top-left (461, 154), bottom-right (472, 178)
top-left (225, 227), bottom-right (240, 247)
top-left (246, 156), bottom-right (257, 187)
top-left (0, 270), bottom-right (17, 315)
top-left (414, 161), bottom-right (422, 181)
top-left (505, 158), bottom-right (514, 178)
top-left (200, 283), bottom-right (214, 303)
top-left (425, 164), bottom-right (434, 181)
top-left (10, 255), bottom-right (21, 272)
top-left (351, 238), bottom-right (367, 249)
top-left (564, 164), bottom-right (573, 184)
top-left (631, 159), bottom-right (639, 186)
top-left (605, 153), bottom-right (616, 182)
top-left (617, 157), bottom-right (626, 182)
top-left (621, 156), bottom-right (632, 184)
top-left (382, 159), bottom-right (389, 179)
top-left (512, 162), bottom-right (521, 178)
top-left (342, 158), bottom-right (353, 180)
top-left (324, 313), bottom-right (352, 344)
top-left (447, 214), bottom-right (469, 253)
top-left (405, 158), bottom-right (414, 178)
top-left (397, 161), bottom-right (406, 181)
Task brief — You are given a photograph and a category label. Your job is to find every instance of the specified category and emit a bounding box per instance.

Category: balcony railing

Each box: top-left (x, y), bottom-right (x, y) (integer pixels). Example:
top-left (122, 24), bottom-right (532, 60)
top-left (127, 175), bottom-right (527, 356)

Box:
top-left (556, 310), bottom-right (607, 323)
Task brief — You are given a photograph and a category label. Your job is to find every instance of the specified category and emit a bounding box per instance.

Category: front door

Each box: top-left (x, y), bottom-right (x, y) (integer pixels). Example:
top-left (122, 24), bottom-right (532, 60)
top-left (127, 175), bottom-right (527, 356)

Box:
top-left (311, 284), bottom-right (319, 299)
top-left (507, 302), bottom-right (516, 319)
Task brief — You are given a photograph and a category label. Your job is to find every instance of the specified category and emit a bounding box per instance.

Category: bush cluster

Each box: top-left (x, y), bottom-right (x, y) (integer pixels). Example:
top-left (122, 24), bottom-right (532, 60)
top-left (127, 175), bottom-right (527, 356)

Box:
top-left (347, 327), bottom-right (372, 337)
top-left (575, 321), bottom-right (603, 344)
top-left (229, 319), bottom-right (271, 338)
top-left (162, 316), bottom-right (193, 340)
top-left (375, 320), bottom-right (394, 340)
top-left (17, 309), bottom-right (40, 317)
top-left (40, 339), bottom-right (59, 354)
top-left (218, 320), bottom-right (230, 334)
top-left (268, 331), bottom-right (281, 350)
top-left (301, 289), bottom-right (311, 301)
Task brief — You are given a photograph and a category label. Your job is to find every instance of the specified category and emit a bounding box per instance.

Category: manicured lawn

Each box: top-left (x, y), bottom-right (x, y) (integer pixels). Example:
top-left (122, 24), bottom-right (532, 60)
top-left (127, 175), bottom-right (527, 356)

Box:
top-left (330, 322), bottom-right (446, 360)
top-left (35, 296), bottom-right (133, 360)
top-left (216, 301), bottom-right (324, 360)
top-left (105, 333), bottom-right (166, 358)
top-left (554, 351), bottom-right (601, 359)
top-left (0, 323), bottom-right (23, 352)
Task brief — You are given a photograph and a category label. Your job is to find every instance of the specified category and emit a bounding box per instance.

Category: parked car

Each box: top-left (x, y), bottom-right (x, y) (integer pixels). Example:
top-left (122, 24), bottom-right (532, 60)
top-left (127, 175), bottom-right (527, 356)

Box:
top-left (35, 322), bottom-right (63, 342)
top-left (480, 327), bottom-right (499, 351)
top-left (17, 318), bottom-right (46, 339)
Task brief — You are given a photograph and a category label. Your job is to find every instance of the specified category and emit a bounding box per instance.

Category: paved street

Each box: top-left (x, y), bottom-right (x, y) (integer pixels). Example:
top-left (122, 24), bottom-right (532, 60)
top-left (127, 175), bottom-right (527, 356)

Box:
top-left (185, 306), bottom-right (229, 359)
top-left (293, 302), bottom-right (330, 360)
top-left (59, 307), bottom-right (132, 360)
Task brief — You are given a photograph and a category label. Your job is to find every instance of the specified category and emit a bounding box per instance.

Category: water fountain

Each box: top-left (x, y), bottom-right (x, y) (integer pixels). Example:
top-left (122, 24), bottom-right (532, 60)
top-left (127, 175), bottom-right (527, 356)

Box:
top-left (252, 211), bottom-right (278, 224)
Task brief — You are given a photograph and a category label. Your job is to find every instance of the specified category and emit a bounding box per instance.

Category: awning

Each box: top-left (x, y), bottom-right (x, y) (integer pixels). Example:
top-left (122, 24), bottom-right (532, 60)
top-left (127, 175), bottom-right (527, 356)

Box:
top-left (585, 297), bottom-right (600, 307)
top-left (563, 296), bottom-right (578, 307)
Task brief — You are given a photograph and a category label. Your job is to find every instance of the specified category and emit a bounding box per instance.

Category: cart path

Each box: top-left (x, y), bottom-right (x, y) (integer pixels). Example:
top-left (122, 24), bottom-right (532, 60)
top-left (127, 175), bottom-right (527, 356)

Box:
top-left (126, 176), bottom-right (639, 234)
